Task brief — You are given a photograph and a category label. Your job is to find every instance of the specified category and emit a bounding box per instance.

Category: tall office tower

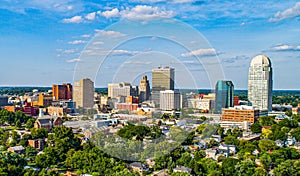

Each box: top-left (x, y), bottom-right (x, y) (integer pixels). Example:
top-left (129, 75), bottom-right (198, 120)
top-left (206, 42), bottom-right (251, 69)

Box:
top-left (108, 82), bottom-right (138, 99)
top-left (160, 90), bottom-right (181, 111)
top-left (139, 76), bottom-right (150, 103)
top-left (152, 66), bottom-right (175, 107)
top-left (73, 78), bottom-right (94, 109)
top-left (214, 80), bottom-right (234, 114)
top-left (52, 83), bottom-right (72, 100)
top-left (248, 55), bottom-right (273, 111)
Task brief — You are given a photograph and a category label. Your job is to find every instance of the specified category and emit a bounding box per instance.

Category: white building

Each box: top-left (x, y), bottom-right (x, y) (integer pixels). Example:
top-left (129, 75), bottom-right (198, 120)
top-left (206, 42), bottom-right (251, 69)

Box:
top-left (108, 82), bottom-right (138, 99)
top-left (187, 98), bottom-right (215, 111)
top-left (160, 90), bottom-right (181, 111)
top-left (248, 55), bottom-right (273, 111)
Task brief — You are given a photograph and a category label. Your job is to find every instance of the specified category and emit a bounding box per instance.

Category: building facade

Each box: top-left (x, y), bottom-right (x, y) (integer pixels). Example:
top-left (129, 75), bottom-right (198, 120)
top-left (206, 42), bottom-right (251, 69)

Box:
top-left (248, 55), bottom-right (273, 111)
top-left (139, 75), bottom-right (150, 103)
top-left (52, 83), bottom-right (72, 100)
top-left (221, 106), bottom-right (259, 123)
top-left (73, 78), bottom-right (94, 109)
top-left (108, 82), bottom-right (138, 99)
top-left (160, 90), bottom-right (181, 111)
top-left (152, 66), bottom-right (175, 107)
top-left (214, 80), bottom-right (234, 114)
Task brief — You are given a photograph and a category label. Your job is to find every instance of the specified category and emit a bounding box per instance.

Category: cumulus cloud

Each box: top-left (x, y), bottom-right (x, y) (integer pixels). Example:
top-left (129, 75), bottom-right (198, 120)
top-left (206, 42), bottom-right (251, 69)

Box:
top-left (181, 48), bottom-right (217, 57)
top-left (98, 6), bottom-right (175, 21)
top-left (269, 2), bottom-right (300, 22)
top-left (270, 44), bottom-right (300, 51)
top-left (120, 5), bottom-right (175, 21)
top-left (99, 8), bottom-right (120, 18)
top-left (95, 30), bottom-right (127, 38)
top-left (68, 40), bottom-right (86, 45)
top-left (85, 12), bottom-right (96, 21)
top-left (62, 15), bottom-right (83, 23)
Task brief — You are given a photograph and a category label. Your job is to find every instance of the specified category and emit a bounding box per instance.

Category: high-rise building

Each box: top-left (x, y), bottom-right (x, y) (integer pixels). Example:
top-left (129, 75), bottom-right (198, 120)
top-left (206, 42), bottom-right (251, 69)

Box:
top-left (52, 83), bottom-right (72, 100)
top-left (73, 78), bottom-right (94, 109)
top-left (108, 82), bottom-right (138, 99)
top-left (160, 90), bottom-right (181, 111)
top-left (139, 76), bottom-right (150, 103)
top-left (248, 55), bottom-right (273, 111)
top-left (214, 80), bottom-right (234, 114)
top-left (152, 66), bottom-right (175, 107)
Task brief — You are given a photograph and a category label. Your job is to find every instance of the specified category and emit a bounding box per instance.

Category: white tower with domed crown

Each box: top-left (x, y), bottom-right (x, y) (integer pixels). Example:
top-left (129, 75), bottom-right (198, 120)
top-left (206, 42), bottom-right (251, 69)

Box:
top-left (248, 55), bottom-right (273, 112)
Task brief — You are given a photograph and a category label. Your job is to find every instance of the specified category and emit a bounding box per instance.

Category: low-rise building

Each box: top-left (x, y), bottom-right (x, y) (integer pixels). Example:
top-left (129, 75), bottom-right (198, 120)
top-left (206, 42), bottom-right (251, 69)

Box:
top-left (7, 146), bottom-right (25, 154)
top-left (28, 139), bottom-right (45, 151)
top-left (222, 106), bottom-right (259, 123)
top-left (34, 116), bottom-right (62, 131)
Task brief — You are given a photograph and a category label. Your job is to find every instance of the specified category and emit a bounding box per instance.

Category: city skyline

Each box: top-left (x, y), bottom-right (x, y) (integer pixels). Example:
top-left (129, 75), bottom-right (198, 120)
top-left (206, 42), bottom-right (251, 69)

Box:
top-left (0, 1), bottom-right (300, 89)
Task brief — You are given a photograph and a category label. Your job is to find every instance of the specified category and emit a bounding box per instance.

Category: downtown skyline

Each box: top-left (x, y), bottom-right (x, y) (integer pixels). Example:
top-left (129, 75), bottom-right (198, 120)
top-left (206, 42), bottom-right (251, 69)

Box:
top-left (0, 0), bottom-right (300, 89)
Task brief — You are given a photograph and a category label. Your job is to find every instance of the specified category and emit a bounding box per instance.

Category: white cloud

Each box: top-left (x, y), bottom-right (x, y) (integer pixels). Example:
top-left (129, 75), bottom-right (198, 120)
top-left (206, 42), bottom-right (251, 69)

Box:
top-left (120, 5), bottom-right (175, 21)
top-left (172, 0), bottom-right (195, 3)
top-left (93, 41), bottom-right (104, 45)
top-left (181, 48), bottom-right (217, 57)
top-left (85, 12), bottom-right (96, 21)
top-left (63, 49), bottom-right (77, 54)
top-left (95, 30), bottom-right (127, 38)
top-left (66, 58), bottom-right (81, 63)
top-left (270, 44), bottom-right (300, 51)
top-left (62, 15), bottom-right (83, 23)
top-left (269, 2), bottom-right (300, 22)
top-left (100, 8), bottom-right (120, 18)
top-left (83, 49), bottom-right (142, 56)
top-left (81, 34), bottom-right (90, 38)
top-left (68, 40), bottom-right (86, 45)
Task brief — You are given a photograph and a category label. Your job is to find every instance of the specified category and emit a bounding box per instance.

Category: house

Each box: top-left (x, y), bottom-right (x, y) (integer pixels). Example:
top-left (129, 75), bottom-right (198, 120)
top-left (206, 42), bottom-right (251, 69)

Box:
top-left (173, 166), bottom-right (192, 174)
top-left (34, 116), bottom-right (62, 131)
top-left (7, 146), bottom-right (25, 154)
top-left (219, 144), bottom-right (236, 154)
top-left (28, 139), bottom-right (45, 151)
top-left (211, 135), bottom-right (222, 143)
top-left (205, 149), bottom-right (217, 160)
top-left (275, 140), bottom-right (284, 147)
top-left (129, 162), bottom-right (149, 173)
top-left (285, 137), bottom-right (296, 146)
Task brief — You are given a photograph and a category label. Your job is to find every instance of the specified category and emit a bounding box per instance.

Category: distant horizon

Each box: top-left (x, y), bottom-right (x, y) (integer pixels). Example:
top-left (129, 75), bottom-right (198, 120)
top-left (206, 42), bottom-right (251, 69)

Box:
top-left (0, 86), bottom-right (299, 92)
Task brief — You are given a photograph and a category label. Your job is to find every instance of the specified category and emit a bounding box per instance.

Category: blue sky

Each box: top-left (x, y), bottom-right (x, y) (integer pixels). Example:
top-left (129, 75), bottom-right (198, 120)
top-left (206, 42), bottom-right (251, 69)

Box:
top-left (0, 0), bottom-right (300, 89)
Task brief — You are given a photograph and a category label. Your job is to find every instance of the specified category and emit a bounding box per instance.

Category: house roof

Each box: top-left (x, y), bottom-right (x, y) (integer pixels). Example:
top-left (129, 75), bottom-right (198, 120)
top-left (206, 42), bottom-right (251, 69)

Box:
top-left (174, 166), bottom-right (192, 173)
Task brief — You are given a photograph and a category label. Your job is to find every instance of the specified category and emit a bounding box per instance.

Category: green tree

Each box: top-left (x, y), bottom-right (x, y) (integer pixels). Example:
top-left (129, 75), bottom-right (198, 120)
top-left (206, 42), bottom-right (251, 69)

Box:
top-left (222, 158), bottom-right (239, 176)
top-left (274, 160), bottom-right (300, 176)
top-left (258, 116), bottom-right (275, 126)
top-left (250, 122), bottom-right (262, 133)
top-left (224, 135), bottom-right (239, 146)
top-left (25, 118), bottom-right (36, 129)
top-left (235, 159), bottom-right (257, 176)
top-left (259, 153), bottom-right (272, 171)
top-left (258, 139), bottom-right (276, 152)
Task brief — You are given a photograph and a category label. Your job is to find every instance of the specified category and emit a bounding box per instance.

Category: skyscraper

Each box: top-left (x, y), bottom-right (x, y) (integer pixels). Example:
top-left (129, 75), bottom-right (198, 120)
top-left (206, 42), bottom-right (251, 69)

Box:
top-left (152, 66), bottom-right (175, 107)
top-left (73, 78), bottom-right (94, 109)
top-left (214, 80), bottom-right (234, 114)
top-left (248, 54), bottom-right (273, 111)
top-left (52, 83), bottom-right (72, 100)
top-left (139, 76), bottom-right (150, 103)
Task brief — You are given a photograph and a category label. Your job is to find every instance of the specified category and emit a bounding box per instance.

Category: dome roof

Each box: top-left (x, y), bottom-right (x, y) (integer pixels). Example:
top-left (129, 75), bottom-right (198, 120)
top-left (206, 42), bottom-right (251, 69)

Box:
top-left (250, 54), bottom-right (271, 66)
